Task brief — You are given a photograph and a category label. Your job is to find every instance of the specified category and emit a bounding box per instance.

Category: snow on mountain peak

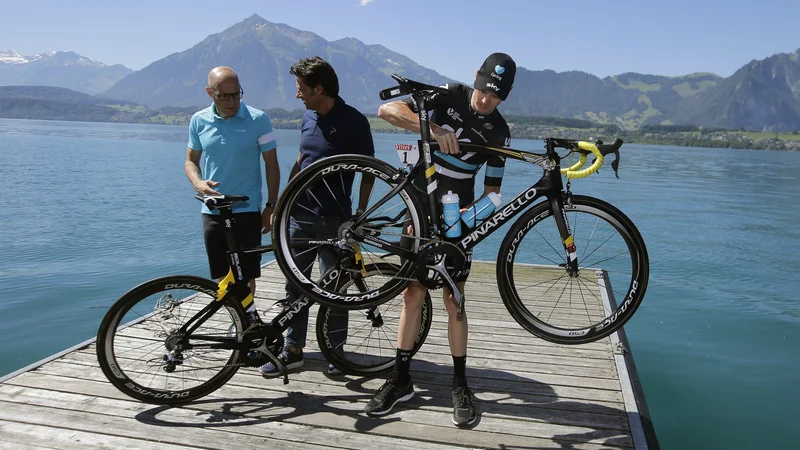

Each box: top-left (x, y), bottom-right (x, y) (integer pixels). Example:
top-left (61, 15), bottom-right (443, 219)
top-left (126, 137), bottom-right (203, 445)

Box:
top-left (0, 49), bottom-right (29, 64)
top-left (0, 49), bottom-right (105, 67)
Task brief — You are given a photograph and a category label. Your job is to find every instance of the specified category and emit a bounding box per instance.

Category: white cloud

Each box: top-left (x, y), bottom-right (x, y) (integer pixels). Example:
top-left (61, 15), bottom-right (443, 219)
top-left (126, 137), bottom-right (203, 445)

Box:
top-left (359, 0), bottom-right (374, 5)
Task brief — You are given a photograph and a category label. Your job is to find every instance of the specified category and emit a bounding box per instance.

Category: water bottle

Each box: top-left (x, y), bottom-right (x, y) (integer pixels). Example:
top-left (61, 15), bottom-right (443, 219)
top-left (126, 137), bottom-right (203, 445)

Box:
top-left (442, 191), bottom-right (461, 238)
top-left (461, 192), bottom-right (502, 229)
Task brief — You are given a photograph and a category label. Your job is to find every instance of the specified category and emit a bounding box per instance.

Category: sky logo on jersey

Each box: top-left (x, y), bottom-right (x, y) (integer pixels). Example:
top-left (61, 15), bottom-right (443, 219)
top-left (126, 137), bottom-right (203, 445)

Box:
top-left (487, 83), bottom-right (500, 91)
top-left (447, 107), bottom-right (463, 122)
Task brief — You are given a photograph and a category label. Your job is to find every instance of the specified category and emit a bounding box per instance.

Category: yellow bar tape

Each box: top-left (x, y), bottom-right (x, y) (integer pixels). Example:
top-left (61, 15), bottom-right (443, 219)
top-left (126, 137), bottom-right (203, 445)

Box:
top-left (562, 141), bottom-right (604, 179)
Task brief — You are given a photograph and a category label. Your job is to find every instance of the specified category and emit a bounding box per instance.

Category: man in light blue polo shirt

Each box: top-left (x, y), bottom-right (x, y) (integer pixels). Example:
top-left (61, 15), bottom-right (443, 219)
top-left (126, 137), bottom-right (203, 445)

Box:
top-left (184, 66), bottom-right (281, 318)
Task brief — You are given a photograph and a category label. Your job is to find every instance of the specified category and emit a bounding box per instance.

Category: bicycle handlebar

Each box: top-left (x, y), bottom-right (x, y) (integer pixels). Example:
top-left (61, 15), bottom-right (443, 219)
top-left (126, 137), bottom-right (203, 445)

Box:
top-left (379, 74), bottom-right (452, 101)
top-left (559, 138), bottom-right (623, 179)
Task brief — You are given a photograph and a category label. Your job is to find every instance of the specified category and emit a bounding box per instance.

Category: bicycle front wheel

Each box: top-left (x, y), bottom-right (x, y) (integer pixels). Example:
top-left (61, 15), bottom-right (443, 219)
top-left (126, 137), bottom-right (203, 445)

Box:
top-left (497, 195), bottom-right (649, 344)
top-left (273, 154), bottom-right (428, 310)
top-left (316, 263), bottom-right (433, 376)
top-left (96, 275), bottom-right (246, 404)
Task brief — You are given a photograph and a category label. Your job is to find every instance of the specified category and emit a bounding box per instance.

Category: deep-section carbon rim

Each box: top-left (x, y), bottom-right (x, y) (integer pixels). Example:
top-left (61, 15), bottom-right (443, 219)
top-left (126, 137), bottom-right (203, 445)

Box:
top-left (273, 154), bottom-right (428, 309)
top-left (96, 275), bottom-right (246, 404)
top-left (316, 262), bottom-right (433, 375)
top-left (497, 195), bottom-right (649, 344)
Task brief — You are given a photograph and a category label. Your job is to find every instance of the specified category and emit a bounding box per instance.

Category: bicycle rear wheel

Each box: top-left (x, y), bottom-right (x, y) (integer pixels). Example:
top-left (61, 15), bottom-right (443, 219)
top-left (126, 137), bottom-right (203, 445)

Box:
top-left (273, 154), bottom-right (428, 309)
top-left (497, 195), bottom-right (649, 344)
top-left (96, 275), bottom-right (246, 405)
top-left (316, 263), bottom-right (433, 376)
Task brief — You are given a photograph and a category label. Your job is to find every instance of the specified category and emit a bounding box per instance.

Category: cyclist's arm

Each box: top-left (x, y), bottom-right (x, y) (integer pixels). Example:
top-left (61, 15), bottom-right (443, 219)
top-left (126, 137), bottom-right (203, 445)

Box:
top-left (257, 114), bottom-right (280, 207)
top-left (262, 149), bottom-right (279, 206)
top-left (377, 100), bottom-right (458, 154)
top-left (377, 100), bottom-right (430, 133)
top-left (185, 148), bottom-right (220, 195)
top-left (184, 148), bottom-right (203, 186)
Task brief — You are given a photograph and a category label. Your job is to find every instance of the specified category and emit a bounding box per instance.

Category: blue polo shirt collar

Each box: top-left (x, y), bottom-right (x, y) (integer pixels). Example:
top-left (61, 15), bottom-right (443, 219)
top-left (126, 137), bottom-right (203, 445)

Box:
top-left (211, 102), bottom-right (247, 120)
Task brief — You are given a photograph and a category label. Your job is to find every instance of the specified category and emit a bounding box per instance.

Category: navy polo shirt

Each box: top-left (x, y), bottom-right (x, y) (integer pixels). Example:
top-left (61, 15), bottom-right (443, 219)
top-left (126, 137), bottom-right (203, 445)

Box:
top-left (297, 97), bottom-right (375, 217)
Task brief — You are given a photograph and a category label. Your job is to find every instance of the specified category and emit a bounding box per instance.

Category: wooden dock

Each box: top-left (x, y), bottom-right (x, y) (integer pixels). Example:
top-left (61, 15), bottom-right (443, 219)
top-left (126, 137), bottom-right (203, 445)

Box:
top-left (0, 260), bottom-right (658, 449)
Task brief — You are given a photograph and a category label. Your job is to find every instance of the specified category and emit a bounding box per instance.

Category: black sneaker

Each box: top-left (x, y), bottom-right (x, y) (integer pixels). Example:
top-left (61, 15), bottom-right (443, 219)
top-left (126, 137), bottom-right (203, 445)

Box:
top-left (259, 350), bottom-right (304, 377)
top-left (452, 385), bottom-right (477, 427)
top-left (364, 377), bottom-right (414, 416)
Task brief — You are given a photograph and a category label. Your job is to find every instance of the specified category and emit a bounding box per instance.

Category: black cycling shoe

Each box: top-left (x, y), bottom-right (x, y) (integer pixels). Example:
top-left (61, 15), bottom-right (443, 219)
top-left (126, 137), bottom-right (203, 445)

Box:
top-left (452, 385), bottom-right (477, 428)
top-left (364, 377), bottom-right (414, 416)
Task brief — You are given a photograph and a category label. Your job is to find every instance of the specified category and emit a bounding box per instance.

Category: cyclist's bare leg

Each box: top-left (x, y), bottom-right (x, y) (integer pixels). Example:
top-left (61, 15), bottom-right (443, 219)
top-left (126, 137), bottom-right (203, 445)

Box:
top-left (397, 281), bottom-right (426, 350)
top-left (443, 282), bottom-right (468, 357)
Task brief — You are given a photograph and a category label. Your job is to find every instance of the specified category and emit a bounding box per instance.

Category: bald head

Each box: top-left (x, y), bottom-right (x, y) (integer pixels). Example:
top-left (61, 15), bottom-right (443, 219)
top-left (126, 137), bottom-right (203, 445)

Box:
top-left (207, 66), bottom-right (239, 90)
top-left (205, 66), bottom-right (242, 118)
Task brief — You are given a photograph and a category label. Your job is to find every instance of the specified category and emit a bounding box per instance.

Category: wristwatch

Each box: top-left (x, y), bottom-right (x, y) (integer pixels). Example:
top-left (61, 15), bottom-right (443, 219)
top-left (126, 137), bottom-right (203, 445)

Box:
top-left (264, 202), bottom-right (275, 209)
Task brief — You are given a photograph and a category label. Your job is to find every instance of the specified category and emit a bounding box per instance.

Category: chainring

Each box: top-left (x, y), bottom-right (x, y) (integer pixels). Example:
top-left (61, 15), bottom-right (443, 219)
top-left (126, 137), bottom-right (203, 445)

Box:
top-left (240, 324), bottom-right (285, 367)
top-left (415, 241), bottom-right (467, 289)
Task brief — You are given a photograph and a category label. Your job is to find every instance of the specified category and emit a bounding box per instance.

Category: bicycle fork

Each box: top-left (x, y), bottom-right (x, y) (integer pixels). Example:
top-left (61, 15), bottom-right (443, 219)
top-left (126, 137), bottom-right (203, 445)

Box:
top-left (551, 192), bottom-right (580, 276)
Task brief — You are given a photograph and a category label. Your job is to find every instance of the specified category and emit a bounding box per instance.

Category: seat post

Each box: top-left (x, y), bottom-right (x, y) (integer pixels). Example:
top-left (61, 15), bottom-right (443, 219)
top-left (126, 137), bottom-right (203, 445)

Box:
top-left (217, 205), bottom-right (245, 281)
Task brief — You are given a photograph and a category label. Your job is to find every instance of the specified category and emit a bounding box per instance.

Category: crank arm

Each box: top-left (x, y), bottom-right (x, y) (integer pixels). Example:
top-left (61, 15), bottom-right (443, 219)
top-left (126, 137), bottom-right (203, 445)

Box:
top-left (252, 340), bottom-right (289, 385)
top-left (426, 258), bottom-right (465, 314)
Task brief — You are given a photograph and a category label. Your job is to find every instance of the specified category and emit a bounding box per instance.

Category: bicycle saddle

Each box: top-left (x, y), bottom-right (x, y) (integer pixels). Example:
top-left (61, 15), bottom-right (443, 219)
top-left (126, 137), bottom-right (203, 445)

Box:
top-left (194, 193), bottom-right (250, 210)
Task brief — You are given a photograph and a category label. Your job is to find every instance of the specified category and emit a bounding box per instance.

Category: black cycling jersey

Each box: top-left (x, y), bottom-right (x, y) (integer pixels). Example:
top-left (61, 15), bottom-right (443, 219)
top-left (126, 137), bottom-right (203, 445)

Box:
top-left (403, 83), bottom-right (511, 207)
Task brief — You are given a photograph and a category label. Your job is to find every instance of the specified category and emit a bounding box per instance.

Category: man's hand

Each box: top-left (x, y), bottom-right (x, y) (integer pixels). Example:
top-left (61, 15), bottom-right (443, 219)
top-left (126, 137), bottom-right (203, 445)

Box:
top-left (194, 180), bottom-right (221, 195)
top-left (432, 124), bottom-right (459, 155)
top-left (262, 207), bottom-right (273, 234)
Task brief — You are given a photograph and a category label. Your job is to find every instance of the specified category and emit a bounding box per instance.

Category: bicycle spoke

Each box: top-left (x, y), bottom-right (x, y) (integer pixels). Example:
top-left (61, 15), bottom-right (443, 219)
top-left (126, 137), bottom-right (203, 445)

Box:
top-left (500, 199), bottom-right (645, 340)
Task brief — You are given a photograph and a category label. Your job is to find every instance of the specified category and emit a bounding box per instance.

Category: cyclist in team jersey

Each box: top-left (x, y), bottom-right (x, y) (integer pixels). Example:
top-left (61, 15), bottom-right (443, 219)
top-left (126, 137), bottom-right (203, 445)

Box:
top-left (364, 53), bottom-right (516, 428)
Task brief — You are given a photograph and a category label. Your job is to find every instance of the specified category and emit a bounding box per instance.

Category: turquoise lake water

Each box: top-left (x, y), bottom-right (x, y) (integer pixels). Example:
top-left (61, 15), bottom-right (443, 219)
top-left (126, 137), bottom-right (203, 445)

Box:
top-left (1, 118), bottom-right (798, 449)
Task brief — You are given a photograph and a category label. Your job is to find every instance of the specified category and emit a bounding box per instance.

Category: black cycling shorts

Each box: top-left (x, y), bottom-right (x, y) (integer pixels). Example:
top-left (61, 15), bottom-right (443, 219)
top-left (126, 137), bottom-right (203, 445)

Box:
top-left (202, 212), bottom-right (263, 280)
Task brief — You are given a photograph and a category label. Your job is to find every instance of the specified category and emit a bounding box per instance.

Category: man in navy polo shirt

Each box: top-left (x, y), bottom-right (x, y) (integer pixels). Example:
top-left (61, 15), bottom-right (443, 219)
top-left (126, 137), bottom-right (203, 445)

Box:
top-left (185, 66), bottom-right (281, 319)
top-left (260, 56), bottom-right (375, 377)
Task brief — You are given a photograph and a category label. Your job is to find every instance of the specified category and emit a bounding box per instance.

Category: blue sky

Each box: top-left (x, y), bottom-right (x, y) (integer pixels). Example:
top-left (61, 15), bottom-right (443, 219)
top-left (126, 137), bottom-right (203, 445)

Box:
top-left (1, 0), bottom-right (797, 82)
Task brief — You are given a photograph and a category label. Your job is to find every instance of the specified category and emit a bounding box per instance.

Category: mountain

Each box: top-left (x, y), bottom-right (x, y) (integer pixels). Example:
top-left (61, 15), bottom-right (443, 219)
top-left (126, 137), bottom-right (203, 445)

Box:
top-left (500, 70), bottom-right (724, 129)
top-left (0, 13), bottom-right (780, 131)
top-left (0, 49), bottom-right (133, 95)
top-left (103, 14), bottom-right (452, 110)
top-left (674, 49), bottom-right (800, 131)
top-left (0, 85), bottom-right (147, 123)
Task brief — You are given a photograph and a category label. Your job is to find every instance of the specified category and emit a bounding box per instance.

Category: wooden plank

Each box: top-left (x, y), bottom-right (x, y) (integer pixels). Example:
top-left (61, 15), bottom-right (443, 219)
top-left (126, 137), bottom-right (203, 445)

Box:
top-left (0, 400), bottom-right (338, 450)
top-left (51, 351), bottom-right (627, 406)
top-left (0, 420), bottom-right (201, 450)
top-left (19, 360), bottom-right (629, 429)
top-left (0, 381), bottom-right (627, 450)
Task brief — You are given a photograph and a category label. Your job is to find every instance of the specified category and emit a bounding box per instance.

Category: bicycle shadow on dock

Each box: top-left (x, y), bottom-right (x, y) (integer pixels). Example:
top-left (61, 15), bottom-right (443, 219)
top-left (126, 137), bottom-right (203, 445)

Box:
top-left (134, 356), bottom-right (631, 448)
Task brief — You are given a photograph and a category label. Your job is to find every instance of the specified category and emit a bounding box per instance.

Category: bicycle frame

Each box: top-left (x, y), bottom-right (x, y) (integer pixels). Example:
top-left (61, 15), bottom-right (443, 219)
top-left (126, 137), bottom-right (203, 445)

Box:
top-left (349, 92), bottom-right (583, 276)
top-left (171, 199), bottom-right (363, 382)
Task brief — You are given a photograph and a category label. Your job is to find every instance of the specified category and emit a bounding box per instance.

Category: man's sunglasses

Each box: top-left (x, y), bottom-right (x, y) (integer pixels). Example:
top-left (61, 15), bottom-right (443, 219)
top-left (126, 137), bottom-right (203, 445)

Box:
top-left (211, 89), bottom-right (244, 101)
